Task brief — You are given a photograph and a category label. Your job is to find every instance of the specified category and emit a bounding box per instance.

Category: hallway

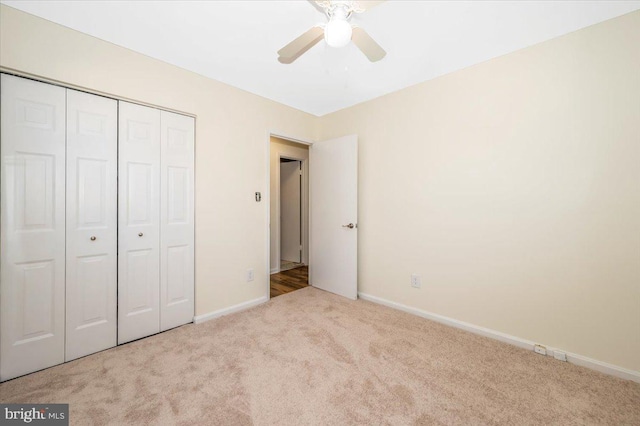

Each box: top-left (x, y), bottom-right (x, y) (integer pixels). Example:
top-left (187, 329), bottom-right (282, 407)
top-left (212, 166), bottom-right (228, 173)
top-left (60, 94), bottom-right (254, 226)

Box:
top-left (270, 266), bottom-right (308, 298)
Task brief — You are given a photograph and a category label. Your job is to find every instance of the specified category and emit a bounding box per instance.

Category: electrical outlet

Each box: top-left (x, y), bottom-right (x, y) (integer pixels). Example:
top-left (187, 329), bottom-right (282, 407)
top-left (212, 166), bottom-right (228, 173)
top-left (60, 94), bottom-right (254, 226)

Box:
top-left (554, 351), bottom-right (567, 362)
top-left (534, 344), bottom-right (547, 356)
top-left (411, 274), bottom-right (421, 288)
top-left (246, 269), bottom-right (254, 282)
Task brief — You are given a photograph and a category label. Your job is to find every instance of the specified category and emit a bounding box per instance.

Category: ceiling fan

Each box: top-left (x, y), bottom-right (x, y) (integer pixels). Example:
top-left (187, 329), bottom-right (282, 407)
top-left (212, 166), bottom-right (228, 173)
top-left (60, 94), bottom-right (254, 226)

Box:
top-left (278, 1), bottom-right (387, 64)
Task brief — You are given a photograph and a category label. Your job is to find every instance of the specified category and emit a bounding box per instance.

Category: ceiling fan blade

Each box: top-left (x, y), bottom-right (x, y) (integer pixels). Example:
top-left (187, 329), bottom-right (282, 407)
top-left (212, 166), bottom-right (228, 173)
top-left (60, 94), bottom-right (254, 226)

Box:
top-left (277, 26), bottom-right (324, 63)
top-left (309, 0), bottom-right (329, 13)
top-left (354, 1), bottom-right (386, 12)
top-left (351, 27), bottom-right (386, 62)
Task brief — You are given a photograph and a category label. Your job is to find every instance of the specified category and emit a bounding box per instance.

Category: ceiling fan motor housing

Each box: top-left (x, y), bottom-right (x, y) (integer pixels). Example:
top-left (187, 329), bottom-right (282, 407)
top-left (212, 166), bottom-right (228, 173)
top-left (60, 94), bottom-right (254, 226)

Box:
top-left (324, 4), bottom-right (353, 48)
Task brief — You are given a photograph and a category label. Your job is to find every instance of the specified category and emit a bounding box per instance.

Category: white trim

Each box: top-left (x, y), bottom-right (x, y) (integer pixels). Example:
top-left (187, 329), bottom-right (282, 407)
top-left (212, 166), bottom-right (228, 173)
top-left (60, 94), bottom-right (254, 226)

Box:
top-left (0, 67), bottom-right (197, 118)
top-left (193, 296), bottom-right (268, 324)
top-left (270, 268), bottom-right (281, 274)
top-left (269, 130), bottom-right (314, 147)
top-left (358, 292), bottom-right (640, 383)
top-left (545, 348), bottom-right (640, 383)
top-left (266, 131), bottom-right (314, 301)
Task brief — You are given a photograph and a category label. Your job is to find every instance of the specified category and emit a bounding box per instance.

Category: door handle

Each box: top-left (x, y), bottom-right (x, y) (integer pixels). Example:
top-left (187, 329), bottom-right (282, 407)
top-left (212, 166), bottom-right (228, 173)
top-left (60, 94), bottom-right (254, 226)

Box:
top-left (138, 232), bottom-right (144, 237)
top-left (342, 223), bottom-right (355, 229)
top-left (90, 236), bottom-right (97, 241)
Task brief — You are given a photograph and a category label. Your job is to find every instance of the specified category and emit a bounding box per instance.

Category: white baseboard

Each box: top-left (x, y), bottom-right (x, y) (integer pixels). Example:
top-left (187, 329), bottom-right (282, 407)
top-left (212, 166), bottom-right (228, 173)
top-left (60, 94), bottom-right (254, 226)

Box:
top-left (270, 268), bottom-right (281, 274)
top-left (358, 292), bottom-right (640, 383)
top-left (193, 295), bottom-right (268, 324)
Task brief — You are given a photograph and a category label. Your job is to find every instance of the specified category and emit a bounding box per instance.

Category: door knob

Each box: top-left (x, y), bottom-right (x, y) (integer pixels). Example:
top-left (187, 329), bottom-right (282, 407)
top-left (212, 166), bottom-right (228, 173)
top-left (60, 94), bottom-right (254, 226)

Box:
top-left (342, 223), bottom-right (355, 229)
top-left (138, 232), bottom-right (144, 237)
top-left (90, 236), bottom-right (96, 241)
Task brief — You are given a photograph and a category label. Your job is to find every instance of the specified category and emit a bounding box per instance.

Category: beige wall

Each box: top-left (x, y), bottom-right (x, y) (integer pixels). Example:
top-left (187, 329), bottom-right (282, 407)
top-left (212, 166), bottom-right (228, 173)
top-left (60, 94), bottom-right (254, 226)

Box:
top-left (2, 4), bottom-right (638, 374)
top-left (0, 5), bottom-right (317, 315)
top-left (319, 11), bottom-right (640, 372)
top-left (269, 137), bottom-right (309, 272)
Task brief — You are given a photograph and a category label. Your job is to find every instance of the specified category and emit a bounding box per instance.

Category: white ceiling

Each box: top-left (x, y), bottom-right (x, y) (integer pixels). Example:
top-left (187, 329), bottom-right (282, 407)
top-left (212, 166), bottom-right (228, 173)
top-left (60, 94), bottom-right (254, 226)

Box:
top-left (3, 1), bottom-right (639, 116)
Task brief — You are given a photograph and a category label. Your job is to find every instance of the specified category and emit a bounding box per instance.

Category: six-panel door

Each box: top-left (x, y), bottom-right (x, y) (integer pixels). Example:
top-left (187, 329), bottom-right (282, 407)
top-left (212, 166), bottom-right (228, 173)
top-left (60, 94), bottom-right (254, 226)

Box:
top-left (160, 111), bottom-right (195, 331)
top-left (118, 101), bottom-right (162, 344)
top-left (65, 89), bottom-right (118, 361)
top-left (0, 74), bottom-right (67, 381)
top-left (0, 75), bottom-right (195, 379)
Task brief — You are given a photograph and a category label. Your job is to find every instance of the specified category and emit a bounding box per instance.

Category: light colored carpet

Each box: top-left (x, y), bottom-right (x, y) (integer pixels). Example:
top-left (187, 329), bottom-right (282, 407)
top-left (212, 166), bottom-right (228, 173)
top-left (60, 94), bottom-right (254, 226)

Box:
top-left (1, 287), bottom-right (638, 425)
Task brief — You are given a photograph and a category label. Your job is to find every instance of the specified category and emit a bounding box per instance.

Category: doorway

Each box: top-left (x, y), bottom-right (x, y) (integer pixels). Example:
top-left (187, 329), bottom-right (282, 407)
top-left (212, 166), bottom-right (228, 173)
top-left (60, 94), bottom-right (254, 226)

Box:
top-left (267, 133), bottom-right (359, 301)
top-left (269, 136), bottom-right (309, 298)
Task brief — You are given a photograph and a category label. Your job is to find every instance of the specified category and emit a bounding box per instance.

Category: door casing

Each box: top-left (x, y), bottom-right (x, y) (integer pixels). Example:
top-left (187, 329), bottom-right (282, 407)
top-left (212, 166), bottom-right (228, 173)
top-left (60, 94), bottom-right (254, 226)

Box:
top-left (266, 133), bottom-right (312, 296)
top-left (266, 132), bottom-right (358, 300)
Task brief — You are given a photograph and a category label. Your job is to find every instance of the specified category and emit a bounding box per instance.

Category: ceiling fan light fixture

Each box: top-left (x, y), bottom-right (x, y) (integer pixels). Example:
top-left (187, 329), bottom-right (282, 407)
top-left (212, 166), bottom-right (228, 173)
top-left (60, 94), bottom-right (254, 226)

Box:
top-left (324, 16), bottom-right (352, 48)
top-left (278, 1), bottom-right (386, 63)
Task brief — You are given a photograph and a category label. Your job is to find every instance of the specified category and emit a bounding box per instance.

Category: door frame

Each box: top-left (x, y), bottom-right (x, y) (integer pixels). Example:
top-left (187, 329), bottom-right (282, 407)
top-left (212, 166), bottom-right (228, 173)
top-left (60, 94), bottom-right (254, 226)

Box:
top-left (277, 155), bottom-right (308, 271)
top-left (266, 132), bottom-right (313, 300)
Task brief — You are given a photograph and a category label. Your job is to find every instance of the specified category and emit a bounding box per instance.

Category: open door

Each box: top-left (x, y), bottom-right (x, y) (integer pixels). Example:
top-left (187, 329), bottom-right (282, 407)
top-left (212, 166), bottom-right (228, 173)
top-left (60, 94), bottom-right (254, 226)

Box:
top-left (310, 135), bottom-right (358, 300)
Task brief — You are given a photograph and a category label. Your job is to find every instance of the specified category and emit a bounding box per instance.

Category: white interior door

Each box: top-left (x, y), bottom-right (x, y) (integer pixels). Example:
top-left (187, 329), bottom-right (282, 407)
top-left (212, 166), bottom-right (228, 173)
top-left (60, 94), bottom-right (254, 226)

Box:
top-left (65, 89), bottom-right (117, 361)
top-left (118, 101), bottom-right (161, 344)
top-left (0, 74), bottom-right (66, 380)
top-left (309, 135), bottom-right (358, 299)
top-left (160, 110), bottom-right (194, 331)
top-left (280, 160), bottom-right (301, 263)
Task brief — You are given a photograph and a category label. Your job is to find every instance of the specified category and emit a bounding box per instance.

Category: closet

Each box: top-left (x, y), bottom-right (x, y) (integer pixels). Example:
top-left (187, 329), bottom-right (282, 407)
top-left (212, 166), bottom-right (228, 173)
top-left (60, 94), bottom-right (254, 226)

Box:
top-left (0, 74), bottom-right (195, 381)
top-left (65, 89), bottom-right (118, 361)
top-left (117, 102), bottom-right (195, 344)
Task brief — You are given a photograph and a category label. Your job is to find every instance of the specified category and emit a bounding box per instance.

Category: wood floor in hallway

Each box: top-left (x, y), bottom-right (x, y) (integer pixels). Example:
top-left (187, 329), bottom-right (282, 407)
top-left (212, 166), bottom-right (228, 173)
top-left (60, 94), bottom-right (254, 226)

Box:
top-left (270, 266), bottom-right (308, 298)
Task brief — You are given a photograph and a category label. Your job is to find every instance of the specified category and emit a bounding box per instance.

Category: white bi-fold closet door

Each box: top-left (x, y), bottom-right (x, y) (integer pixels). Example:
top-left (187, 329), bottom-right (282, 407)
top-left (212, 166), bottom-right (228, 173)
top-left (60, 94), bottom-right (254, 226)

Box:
top-left (66, 89), bottom-right (119, 361)
top-left (0, 74), bottom-right (67, 380)
top-left (117, 102), bottom-right (162, 344)
top-left (0, 74), bottom-right (195, 381)
top-left (159, 111), bottom-right (195, 332)
top-left (117, 102), bottom-right (195, 344)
